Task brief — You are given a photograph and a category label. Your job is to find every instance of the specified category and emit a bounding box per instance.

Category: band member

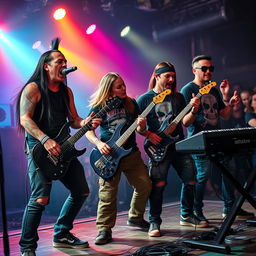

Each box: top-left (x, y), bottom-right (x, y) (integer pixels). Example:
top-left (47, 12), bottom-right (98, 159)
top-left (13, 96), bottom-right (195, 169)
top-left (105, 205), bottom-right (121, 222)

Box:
top-left (16, 39), bottom-right (101, 256)
top-left (86, 72), bottom-right (152, 245)
top-left (137, 62), bottom-right (207, 238)
top-left (181, 55), bottom-right (253, 221)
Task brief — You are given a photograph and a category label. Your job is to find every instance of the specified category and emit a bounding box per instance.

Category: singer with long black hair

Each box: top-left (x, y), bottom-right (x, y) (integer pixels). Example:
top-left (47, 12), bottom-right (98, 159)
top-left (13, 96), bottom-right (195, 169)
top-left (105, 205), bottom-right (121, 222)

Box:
top-left (15, 39), bottom-right (101, 256)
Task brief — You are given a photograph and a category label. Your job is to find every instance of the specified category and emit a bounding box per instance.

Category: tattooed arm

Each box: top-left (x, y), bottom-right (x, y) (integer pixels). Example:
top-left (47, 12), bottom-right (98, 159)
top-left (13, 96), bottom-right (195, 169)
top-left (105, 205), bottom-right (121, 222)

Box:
top-left (20, 82), bottom-right (44, 140)
top-left (20, 82), bottom-right (61, 156)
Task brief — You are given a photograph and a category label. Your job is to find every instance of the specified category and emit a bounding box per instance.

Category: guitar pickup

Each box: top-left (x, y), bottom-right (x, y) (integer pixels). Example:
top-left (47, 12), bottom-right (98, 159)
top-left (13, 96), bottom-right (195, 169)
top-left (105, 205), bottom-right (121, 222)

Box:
top-left (47, 154), bottom-right (59, 166)
top-left (95, 159), bottom-right (106, 170)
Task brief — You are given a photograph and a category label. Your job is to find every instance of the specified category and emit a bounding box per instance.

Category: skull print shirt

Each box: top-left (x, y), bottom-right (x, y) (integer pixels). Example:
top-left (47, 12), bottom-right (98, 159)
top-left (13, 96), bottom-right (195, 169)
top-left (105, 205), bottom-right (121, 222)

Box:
top-left (136, 90), bottom-right (186, 140)
top-left (181, 81), bottom-right (225, 137)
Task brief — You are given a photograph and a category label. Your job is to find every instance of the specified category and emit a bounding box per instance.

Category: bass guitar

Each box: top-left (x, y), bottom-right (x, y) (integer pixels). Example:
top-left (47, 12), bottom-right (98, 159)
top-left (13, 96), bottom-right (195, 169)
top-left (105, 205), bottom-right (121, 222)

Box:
top-left (32, 97), bottom-right (122, 180)
top-left (144, 81), bottom-right (217, 162)
top-left (90, 89), bottom-right (171, 179)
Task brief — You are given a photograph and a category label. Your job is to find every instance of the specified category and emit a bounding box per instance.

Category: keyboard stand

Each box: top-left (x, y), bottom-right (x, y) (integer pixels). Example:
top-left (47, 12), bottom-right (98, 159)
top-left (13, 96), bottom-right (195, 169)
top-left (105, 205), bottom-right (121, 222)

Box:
top-left (183, 154), bottom-right (256, 254)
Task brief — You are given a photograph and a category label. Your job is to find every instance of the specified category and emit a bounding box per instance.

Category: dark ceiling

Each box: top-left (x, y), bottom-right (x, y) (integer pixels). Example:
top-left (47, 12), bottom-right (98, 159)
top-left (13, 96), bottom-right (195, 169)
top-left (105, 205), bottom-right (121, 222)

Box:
top-left (1, 0), bottom-right (256, 87)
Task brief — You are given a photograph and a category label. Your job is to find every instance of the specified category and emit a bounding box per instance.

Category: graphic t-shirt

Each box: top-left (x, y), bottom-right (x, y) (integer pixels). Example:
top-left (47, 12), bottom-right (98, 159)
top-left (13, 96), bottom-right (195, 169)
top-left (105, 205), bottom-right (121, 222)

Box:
top-left (136, 90), bottom-right (186, 140)
top-left (89, 99), bottom-right (139, 151)
top-left (181, 81), bottom-right (225, 137)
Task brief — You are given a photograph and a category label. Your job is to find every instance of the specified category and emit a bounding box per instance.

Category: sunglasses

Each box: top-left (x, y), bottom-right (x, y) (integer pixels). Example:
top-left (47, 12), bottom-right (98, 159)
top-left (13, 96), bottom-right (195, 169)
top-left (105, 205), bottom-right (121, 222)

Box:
top-left (195, 66), bottom-right (215, 72)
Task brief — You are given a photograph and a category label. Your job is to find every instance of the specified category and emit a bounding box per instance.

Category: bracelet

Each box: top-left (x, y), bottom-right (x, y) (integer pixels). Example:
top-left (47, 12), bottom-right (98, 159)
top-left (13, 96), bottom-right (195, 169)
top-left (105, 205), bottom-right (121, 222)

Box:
top-left (40, 135), bottom-right (50, 145)
top-left (223, 99), bottom-right (230, 102)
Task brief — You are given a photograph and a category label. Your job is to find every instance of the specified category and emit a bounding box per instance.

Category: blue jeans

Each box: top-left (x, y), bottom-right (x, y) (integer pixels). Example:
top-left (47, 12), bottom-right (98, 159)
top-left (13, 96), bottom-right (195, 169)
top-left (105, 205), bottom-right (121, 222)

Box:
top-left (192, 154), bottom-right (236, 214)
top-left (19, 155), bottom-right (89, 252)
top-left (148, 147), bottom-right (196, 225)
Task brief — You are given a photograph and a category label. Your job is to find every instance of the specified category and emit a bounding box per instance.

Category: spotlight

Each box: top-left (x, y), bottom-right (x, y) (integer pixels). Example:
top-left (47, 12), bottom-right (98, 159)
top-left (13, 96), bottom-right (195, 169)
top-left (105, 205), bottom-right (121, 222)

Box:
top-left (32, 41), bottom-right (41, 49)
top-left (32, 40), bottom-right (46, 53)
top-left (86, 24), bottom-right (96, 35)
top-left (53, 8), bottom-right (66, 20)
top-left (120, 26), bottom-right (130, 37)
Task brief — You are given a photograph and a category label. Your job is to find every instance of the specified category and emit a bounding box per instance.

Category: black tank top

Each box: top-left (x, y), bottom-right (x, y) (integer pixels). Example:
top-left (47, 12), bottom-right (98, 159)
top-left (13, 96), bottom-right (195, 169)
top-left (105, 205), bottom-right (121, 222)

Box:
top-left (27, 87), bottom-right (69, 148)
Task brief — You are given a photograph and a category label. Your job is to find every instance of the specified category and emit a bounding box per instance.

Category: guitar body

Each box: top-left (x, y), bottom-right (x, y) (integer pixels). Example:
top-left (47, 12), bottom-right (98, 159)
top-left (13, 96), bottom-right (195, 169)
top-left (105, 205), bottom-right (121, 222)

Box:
top-left (90, 123), bottom-right (132, 179)
top-left (32, 122), bottom-right (86, 180)
top-left (144, 114), bottom-right (179, 162)
top-left (144, 82), bottom-right (217, 162)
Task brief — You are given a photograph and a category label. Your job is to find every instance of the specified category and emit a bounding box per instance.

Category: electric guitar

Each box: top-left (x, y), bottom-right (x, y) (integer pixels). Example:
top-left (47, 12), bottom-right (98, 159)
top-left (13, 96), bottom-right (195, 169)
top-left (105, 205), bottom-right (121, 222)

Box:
top-left (144, 81), bottom-right (217, 162)
top-left (90, 89), bottom-right (171, 179)
top-left (32, 97), bottom-right (122, 180)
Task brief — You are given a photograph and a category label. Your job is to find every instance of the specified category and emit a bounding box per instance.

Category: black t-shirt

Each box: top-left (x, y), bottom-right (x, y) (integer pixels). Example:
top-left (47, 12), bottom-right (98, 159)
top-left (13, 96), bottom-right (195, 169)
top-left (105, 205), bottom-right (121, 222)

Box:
top-left (181, 81), bottom-right (226, 137)
top-left (89, 99), bottom-right (139, 151)
top-left (136, 90), bottom-right (186, 140)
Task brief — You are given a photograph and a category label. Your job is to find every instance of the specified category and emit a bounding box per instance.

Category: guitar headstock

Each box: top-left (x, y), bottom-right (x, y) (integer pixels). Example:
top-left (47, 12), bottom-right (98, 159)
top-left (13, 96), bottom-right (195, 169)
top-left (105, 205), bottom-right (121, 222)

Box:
top-left (153, 89), bottom-right (171, 104)
top-left (199, 81), bottom-right (217, 95)
top-left (106, 96), bottom-right (123, 110)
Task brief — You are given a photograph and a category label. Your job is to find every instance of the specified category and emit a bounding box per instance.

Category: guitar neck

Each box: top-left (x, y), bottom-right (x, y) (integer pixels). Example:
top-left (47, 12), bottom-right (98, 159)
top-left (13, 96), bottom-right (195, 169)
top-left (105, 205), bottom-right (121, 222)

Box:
top-left (164, 92), bottom-right (201, 134)
top-left (116, 101), bottom-right (155, 147)
top-left (68, 105), bottom-right (112, 145)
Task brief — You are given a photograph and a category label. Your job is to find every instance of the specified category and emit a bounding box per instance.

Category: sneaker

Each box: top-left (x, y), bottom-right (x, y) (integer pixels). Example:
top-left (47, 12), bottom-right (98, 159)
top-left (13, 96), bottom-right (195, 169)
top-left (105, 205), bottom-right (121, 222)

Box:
top-left (21, 249), bottom-right (36, 256)
top-left (53, 232), bottom-right (89, 249)
top-left (148, 223), bottom-right (161, 237)
top-left (127, 218), bottom-right (150, 229)
top-left (95, 230), bottom-right (112, 245)
top-left (180, 214), bottom-right (209, 228)
top-left (194, 211), bottom-right (209, 224)
top-left (222, 208), bottom-right (255, 219)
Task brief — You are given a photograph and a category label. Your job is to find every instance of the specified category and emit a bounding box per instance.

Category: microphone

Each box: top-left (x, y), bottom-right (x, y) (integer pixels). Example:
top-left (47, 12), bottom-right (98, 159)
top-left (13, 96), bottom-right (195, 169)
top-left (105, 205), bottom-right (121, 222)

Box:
top-left (61, 66), bottom-right (78, 75)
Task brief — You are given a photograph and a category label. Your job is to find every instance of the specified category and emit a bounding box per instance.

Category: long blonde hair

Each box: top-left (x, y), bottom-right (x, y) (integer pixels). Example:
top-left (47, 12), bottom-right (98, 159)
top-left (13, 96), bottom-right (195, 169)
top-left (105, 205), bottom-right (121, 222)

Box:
top-left (89, 72), bottom-right (135, 112)
top-left (89, 72), bottom-right (120, 107)
top-left (148, 62), bottom-right (176, 92)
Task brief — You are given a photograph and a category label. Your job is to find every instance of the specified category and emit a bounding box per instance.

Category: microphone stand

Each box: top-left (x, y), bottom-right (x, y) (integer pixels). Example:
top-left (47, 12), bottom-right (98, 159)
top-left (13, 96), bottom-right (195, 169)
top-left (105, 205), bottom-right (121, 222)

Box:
top-left (0, 134), bottom-right (10, 255)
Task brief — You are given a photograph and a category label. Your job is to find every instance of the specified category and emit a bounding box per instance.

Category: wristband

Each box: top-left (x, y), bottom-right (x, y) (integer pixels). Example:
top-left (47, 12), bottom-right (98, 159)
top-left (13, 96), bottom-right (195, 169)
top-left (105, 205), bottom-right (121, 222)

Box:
top-left (40, 135), bottom-right (50, 145)
top-left (223, 99), bottom-right (230, 102)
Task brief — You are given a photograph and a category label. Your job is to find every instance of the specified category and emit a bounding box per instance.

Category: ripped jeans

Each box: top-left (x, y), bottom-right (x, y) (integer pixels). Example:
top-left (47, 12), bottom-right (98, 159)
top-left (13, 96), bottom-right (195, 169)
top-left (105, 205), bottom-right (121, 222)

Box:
top-left (148, 148), bottom-right (196, 225)
top-left (19, 155), bottom-right (89, 252)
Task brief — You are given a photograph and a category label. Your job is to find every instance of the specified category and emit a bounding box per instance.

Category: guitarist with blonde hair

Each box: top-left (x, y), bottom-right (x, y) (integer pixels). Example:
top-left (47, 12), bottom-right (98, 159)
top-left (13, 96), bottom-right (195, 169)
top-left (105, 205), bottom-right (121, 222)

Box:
top-left (137, 61), bottom-right (207, 238)
top-left (86, 72), bottom-right (152, 245)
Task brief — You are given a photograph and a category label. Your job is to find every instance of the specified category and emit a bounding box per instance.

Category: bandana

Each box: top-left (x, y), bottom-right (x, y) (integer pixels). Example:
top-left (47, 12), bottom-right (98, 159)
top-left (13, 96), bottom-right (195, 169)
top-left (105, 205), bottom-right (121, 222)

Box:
top-left (155, 66), bottom-right (175, 75)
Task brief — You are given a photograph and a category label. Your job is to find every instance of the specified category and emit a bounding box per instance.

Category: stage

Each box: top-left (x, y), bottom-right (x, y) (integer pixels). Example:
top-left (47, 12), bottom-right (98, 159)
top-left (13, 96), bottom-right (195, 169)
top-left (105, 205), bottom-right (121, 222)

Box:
top-left (1, 200), bottom-right (256, 256)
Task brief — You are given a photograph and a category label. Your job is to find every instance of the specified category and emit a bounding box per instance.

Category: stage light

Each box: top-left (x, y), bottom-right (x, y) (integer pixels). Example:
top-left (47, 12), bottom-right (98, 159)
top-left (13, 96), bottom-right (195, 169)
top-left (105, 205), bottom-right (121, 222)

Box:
top-left (32, 41), bottom-right (41, 49)
top-left (120, 26), bottom-right (130, 37)
top-left (53, 8), bottom-right (66, 20)
top-left (86, 24), bottom-right (96, 35)
top-left (32, 40), bottom-right (46, 53)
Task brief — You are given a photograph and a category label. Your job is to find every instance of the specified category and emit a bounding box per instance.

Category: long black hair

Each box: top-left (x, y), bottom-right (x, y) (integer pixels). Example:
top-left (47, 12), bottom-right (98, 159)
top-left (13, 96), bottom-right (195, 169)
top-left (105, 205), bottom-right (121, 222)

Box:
top-left (15, 49), bottom-right (70, 132)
